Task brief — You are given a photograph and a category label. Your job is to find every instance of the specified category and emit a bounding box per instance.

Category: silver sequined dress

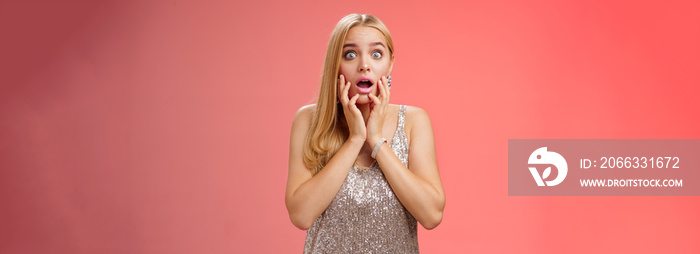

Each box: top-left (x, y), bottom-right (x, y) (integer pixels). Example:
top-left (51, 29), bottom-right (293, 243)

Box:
top-left (304, 105), bottom-right (419, 253)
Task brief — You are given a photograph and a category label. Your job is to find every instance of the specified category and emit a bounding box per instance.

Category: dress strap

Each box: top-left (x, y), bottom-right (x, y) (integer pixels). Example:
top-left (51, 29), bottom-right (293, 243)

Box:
top-left (398, 105), bottom-right (407, 130)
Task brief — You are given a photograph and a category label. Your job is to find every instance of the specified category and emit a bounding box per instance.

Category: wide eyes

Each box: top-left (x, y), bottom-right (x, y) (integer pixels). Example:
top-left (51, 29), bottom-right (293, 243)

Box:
top-left (344, 51), bottom-right (357, 59)
top-left (343, 50), bottom-right (383, 60)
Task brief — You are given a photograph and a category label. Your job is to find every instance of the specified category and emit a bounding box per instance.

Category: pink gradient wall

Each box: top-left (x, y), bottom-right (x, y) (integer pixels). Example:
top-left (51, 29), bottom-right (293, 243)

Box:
top-left (1, 0), bottom-right (698, 253)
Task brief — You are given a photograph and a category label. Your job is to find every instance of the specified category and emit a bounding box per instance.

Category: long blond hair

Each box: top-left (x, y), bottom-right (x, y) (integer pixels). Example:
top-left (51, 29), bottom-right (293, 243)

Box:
top-left (303, 14), bottom-right (395, 175)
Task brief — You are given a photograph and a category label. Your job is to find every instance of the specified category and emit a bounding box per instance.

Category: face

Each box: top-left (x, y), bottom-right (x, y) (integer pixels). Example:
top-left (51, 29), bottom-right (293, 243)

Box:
top-left (339, 26), bottom-right (394, 104)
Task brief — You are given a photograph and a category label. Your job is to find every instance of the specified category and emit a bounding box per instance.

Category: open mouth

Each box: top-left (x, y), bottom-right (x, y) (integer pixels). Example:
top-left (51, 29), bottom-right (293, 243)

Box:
top-left (356, 80), bottom-right (373, 88)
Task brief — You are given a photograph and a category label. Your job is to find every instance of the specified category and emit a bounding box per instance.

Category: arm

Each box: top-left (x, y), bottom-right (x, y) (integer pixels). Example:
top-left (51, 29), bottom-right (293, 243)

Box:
top-left (284, 105), bottom-right (364, 230)
top-left (371, 106), bottom-right (445, 229)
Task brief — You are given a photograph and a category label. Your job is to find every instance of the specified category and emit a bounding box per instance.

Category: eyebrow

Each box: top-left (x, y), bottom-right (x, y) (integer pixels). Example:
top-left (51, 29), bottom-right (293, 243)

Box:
top-left (342, 42), bottom-right (386, 49)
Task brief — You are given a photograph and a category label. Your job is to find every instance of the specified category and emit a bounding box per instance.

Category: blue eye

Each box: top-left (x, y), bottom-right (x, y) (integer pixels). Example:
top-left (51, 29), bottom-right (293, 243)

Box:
top-left (372, 51), bottom-right (382, 58)
top-left (345, 51), bottom-right (356, 59)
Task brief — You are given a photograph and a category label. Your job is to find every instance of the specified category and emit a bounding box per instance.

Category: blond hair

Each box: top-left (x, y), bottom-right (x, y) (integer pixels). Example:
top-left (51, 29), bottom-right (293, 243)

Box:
top-left (303, 14), bottom-right (395, 175)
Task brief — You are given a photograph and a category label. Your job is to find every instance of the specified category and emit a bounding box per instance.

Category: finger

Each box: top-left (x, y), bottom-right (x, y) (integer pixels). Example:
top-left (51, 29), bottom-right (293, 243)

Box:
top-left (343, 83), bottom-right (353, 105)
top-left (343, 76), bottom-right (351, 96)
top-left (383, 76), bottom-right (390, 97)
top-left (377, 79), bottom-right (387, 103)
top-left (342, 80), bottom-right (351, 104)
top-left (348, 93), bottom-right (360, 109)
top-left (368, 92), bottom-right (381, 108)
top-left (368, 93), bottom-right (382, 113)
top-left (345, 80), bottom-right (352, 94)
top-left (338, 74), bottom-right (346, 103)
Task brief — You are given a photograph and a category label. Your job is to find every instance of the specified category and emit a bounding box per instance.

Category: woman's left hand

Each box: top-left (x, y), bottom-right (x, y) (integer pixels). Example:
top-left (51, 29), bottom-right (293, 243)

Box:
top-left (366, 75), bottom-right (390, 146)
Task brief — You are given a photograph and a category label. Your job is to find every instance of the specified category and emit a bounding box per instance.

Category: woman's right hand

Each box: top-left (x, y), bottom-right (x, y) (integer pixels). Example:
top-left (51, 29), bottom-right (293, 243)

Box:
top-left (338, 74), bottom-right (366, 143)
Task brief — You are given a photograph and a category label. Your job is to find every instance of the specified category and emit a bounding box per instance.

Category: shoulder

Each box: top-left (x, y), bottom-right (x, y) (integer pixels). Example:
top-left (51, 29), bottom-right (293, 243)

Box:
top-left (295, 104), bottom-right (316, 116)
top-left (404, 105), bottom-right (431, 123)
top-left (291, 104), bottom-right (316, 130)
top-left (402, 105), bottom-right (433, 137)
top-left (293, 104), bottom-right (316, 121)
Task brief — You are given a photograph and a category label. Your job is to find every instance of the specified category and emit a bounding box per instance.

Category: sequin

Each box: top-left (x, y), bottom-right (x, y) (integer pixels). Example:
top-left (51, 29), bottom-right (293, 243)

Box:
top-left (304, 105), bottom-right (418, 253)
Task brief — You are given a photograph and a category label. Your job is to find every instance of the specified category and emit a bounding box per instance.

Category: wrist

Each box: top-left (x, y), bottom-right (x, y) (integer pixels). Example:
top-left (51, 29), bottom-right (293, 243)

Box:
top-left (346, 136), bottom-right (366, 147)
top-left (370, 137), bottom-right (387, 159)
top-left (367, 136), bottom-right (382, 146)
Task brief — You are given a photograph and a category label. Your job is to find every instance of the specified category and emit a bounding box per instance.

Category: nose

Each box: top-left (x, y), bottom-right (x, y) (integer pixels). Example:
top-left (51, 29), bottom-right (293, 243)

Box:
top-left (358, 58), bottom-right (370, 72)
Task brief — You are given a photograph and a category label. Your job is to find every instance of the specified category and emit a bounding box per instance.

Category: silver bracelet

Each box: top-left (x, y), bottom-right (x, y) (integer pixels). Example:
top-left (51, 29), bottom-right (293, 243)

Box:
top-left (371, 138), bottom-right (387, 159)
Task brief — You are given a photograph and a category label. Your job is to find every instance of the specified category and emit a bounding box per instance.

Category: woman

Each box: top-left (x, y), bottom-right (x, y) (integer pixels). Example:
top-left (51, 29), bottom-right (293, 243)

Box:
top-left (285, 13), bottom-right (445, 253)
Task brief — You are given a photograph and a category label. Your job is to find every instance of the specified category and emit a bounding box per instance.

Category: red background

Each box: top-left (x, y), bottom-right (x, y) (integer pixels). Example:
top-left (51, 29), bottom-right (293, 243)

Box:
top-left (1, 0), bottom-right (698, 253)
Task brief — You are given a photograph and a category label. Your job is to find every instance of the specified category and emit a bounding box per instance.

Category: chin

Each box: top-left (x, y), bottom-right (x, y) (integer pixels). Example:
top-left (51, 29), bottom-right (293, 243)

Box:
top-left (355, 94), bottom-right (373, 104)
